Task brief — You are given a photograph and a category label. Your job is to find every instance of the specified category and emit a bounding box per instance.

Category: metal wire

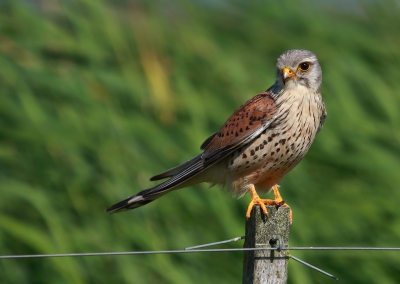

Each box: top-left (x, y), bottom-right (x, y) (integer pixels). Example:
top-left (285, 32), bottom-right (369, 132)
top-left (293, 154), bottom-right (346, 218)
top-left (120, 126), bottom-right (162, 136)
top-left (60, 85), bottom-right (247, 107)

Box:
top-left (1, 246), bottom-right (400, 259)
top-left (185, 236), bottom-right (245, 250)
top-left (0, 248), bottom-right (274, 259)
top-left (290, 255), bottom-right (339, 280)
top-left (286, 247), bottom-right (400, 251)
top-left (187, 237), bottom-right (335, 280)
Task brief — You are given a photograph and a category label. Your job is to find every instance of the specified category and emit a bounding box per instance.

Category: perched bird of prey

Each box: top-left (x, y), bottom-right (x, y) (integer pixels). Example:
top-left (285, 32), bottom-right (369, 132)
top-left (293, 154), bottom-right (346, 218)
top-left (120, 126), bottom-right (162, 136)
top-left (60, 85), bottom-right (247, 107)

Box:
top-left (107, 49), bottom-right (326, 219)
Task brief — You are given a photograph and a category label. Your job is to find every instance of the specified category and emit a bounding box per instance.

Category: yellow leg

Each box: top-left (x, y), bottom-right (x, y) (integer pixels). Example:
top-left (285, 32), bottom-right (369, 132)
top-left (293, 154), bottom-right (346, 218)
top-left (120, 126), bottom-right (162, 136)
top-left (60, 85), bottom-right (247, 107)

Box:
top-left (271, 185), bottom-right (293, 223)
top-left (246, 185), bottom-right (269, 218)
top-left (246, 184), bottom-right (293, 224)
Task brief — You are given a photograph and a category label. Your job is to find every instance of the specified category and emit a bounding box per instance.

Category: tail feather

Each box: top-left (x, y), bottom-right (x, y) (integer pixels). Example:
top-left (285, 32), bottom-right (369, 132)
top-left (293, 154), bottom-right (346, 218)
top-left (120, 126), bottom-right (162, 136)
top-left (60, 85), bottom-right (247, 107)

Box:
top-left (106, 154), bottom-right (205, 213)
top-left (149, 156), bottom-right (199, 181)
top-left (106, 192), bottom-right (164, 213)
top-left (106, 126), bottom-right (247, 214)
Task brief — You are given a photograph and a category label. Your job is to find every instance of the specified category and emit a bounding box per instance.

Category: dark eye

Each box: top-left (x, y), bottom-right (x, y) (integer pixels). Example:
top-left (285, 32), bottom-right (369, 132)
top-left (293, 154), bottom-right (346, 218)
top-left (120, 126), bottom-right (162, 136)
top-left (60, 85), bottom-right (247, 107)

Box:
top-left (298, 62), bottom-right (311, 72)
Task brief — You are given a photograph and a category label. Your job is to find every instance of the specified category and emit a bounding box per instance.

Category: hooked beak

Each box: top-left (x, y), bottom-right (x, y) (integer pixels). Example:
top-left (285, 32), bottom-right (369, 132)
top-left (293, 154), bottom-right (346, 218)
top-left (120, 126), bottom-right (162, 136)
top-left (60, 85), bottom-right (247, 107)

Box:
top-left (282, 67), bottom-right (296, 83)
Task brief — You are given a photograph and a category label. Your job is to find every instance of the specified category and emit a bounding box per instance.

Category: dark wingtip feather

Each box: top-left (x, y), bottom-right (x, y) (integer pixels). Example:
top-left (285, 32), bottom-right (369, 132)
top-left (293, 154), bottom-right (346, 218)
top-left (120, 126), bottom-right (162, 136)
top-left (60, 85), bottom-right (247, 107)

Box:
top-left (106, 196), bottom-right (133, 213)
top-left (149, 174), bottom-right (163, 181)
top-left (200, 132), bottom-right (217, 150)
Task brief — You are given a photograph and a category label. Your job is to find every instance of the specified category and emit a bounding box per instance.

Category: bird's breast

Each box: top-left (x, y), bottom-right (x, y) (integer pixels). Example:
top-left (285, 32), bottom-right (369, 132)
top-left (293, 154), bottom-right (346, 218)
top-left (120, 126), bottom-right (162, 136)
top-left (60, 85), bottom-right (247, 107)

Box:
top-left (225, 91), bottom-right (324, 197)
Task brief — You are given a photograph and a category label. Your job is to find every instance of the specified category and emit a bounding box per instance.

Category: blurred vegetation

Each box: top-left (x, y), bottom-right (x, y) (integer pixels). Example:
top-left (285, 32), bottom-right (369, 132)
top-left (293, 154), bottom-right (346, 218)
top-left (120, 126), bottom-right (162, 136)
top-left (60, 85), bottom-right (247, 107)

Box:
top-left (0, 0), bottom-right (400, 283)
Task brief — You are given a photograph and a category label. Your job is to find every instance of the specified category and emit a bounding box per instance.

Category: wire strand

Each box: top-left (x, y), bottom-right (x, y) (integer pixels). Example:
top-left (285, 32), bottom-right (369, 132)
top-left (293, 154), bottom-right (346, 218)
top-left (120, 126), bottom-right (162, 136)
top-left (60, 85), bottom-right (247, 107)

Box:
top-left (0, 248), bottom-right (274, 259)
top-left (1, 247), bottom-right (400, 259)
top-left (290, 255), bottom-right (338, 280)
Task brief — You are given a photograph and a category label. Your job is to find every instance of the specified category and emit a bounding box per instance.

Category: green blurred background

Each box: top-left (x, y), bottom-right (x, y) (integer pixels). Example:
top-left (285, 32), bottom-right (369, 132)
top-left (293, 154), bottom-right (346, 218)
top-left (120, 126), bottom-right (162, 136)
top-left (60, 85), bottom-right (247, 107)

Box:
top-left (1, 0), bottom-right (400, 283)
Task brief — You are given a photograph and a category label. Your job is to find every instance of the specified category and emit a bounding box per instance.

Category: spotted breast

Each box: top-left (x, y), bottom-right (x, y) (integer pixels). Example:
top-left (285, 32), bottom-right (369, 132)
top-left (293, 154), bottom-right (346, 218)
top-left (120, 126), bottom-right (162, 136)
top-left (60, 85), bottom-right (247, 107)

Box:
top-left (224, 84), bottom-right (326, 198)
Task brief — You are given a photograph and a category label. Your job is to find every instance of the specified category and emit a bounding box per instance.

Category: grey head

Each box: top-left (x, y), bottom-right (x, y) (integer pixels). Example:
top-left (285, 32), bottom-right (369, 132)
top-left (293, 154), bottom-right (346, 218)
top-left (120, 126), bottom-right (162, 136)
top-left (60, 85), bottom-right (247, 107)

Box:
top-left (274, 49), bottom-right (322, 93)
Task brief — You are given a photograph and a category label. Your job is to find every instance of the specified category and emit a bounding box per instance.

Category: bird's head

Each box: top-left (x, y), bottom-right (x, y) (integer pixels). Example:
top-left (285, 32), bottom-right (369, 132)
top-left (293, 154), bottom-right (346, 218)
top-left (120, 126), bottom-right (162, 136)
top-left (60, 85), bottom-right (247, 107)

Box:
top-left (275, 49), bottom-right (322, 93)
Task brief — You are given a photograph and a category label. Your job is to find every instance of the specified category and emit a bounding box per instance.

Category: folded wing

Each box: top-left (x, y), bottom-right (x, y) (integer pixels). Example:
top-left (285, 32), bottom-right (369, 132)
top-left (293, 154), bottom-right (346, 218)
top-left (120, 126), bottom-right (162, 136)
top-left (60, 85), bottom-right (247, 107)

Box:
top-left (106, 91), bottom-right (279, 213)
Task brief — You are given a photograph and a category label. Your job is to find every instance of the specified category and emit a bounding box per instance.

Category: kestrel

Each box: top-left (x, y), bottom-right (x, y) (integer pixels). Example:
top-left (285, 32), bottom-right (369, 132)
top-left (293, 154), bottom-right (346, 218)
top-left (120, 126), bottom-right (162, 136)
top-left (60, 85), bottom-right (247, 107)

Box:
top-left (107, 49), bottom-right (326, 220)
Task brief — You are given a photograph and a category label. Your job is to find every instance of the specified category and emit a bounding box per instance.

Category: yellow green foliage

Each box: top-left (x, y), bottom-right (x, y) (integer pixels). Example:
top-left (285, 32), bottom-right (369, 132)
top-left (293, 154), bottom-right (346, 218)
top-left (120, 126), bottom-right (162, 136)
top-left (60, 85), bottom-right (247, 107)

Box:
top-left (1, 0), bottom-right (400, 283)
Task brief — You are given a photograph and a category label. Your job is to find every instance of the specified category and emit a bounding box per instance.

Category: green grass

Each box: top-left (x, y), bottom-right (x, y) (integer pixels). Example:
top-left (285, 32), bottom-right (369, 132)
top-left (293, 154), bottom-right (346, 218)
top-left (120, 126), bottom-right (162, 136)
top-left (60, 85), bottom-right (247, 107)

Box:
top-left (1, 0), bottom-right (400, 283)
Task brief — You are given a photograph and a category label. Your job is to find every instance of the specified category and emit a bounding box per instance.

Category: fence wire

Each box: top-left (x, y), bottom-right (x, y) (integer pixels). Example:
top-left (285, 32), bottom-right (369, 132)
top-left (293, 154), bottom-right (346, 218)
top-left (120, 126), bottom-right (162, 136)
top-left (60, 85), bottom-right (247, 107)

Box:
top-left (1, 246), bottom-right (400, 259)
top-left (2, 236), bottom-right (400, 281)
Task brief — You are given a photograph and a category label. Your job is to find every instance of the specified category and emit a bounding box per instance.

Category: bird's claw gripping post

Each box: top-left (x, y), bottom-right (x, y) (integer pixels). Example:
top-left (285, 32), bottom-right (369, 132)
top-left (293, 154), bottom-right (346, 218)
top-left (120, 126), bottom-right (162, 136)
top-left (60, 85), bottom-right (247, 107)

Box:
top-left (246, 185), bottom-right (293, 225)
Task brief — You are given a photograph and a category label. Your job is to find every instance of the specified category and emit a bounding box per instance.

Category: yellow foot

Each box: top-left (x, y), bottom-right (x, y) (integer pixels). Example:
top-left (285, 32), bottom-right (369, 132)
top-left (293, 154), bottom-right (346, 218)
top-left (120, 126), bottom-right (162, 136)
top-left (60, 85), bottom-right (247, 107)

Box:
top-left (246, 185), bottom-right (293, 224)
top-left (270, 185), bottom-right (293, 224)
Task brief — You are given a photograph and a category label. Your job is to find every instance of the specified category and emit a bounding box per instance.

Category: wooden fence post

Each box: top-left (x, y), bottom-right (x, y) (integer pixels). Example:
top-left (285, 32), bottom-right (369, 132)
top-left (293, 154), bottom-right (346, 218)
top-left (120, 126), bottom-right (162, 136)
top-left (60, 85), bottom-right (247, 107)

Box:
top-left (242, 205), bottom-right (291, 284)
